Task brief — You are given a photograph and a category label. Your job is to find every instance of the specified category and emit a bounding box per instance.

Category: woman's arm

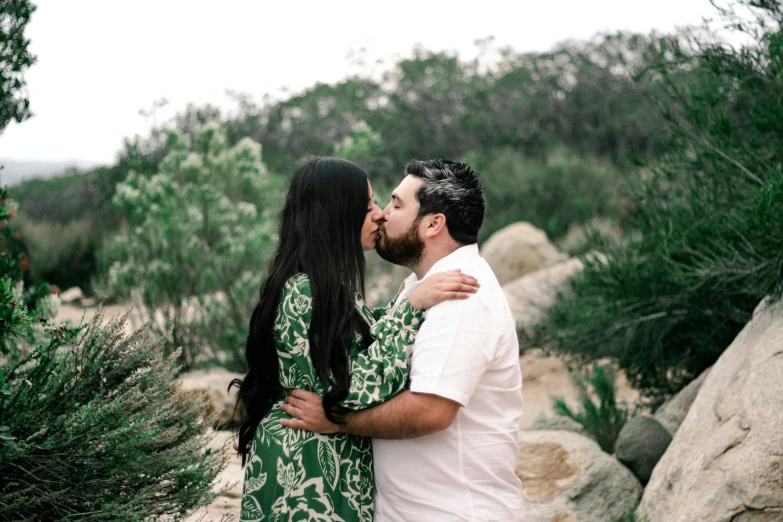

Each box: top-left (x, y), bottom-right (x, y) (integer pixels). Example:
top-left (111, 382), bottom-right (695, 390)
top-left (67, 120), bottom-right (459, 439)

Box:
top-left (339, 297), bottom-right (423, 410)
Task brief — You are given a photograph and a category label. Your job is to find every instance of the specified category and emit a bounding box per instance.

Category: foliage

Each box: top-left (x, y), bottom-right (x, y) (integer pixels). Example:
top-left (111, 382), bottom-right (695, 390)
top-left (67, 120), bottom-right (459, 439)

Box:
top-left (102, 123), bottom-right (282, 370)
top-left (13, 215), bottom-right (104, 292)
top-left (540, 0), bottom-right (783, 406)
top-left (8, 29), bottom-right (686, 292)
top-left (0, 182), bottom-right (225, 521)
top-left (0, 186), bottom-right (59, 356)
top-left (464, 147), bottom-right (627, 243)
top-left (0, 310), bottom-right (227, 521)
top-left (0, 0), bottom-right (37, 131)
top-left (0, 187), bottom-right (24, 282)
top-left (551, 362), bottom-right (629, 453)
top-left (333, 121), bottom-right (385, 174)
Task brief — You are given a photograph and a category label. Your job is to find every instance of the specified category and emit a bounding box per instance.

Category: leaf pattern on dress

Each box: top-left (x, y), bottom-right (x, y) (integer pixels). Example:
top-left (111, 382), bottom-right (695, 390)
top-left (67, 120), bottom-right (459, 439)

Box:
top-left (317, 438), bottom-right (340, 490)
top-left (240, 273), bottom-right (422, 521)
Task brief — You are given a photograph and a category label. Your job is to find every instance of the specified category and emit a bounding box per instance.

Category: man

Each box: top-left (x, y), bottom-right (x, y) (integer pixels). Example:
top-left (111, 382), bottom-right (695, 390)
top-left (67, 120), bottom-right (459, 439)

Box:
top-left (281, 159), bottom-right (525, 521)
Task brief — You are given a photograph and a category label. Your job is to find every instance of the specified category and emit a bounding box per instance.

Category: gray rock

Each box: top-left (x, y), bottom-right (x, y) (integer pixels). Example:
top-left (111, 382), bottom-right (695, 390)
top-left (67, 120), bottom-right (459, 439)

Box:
top-left (517, 430), bottom-right (642, 522)
top-left (638, 296), bottom-right (783, 522)
top-left (531, 414), bottom-right (588, 437)
top-left (614, 416), bottom-right (672, 485)
top-left (653, 365), bottom-right (712, 437)
top-left (480, 222), bottom-right (568, 286)
top-left (59, 286), bottom-right (84, 304)
top-left (503, 254), bottom-right (604, 347)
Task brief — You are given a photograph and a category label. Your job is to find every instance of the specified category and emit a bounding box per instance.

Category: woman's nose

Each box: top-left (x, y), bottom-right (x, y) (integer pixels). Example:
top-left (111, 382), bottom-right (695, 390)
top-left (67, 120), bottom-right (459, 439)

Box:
top-left (372, 204), bottom-right (384, 222)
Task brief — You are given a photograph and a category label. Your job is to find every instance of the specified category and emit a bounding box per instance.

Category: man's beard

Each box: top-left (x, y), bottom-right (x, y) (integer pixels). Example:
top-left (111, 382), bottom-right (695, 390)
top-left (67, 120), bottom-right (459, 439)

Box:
top-left (376, 219), bottom-right (425, 267)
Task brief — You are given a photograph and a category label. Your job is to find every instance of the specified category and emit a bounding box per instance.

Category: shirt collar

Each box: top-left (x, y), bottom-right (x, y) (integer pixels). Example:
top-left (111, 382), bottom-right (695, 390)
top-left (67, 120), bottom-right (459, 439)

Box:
top-left (406, 244), bottom-right (480, 286)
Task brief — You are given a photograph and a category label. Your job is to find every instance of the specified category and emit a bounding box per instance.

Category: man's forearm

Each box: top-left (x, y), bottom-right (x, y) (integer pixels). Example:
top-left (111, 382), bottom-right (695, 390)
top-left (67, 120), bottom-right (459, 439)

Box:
top-left (342, 390), bottom-right (456, 439)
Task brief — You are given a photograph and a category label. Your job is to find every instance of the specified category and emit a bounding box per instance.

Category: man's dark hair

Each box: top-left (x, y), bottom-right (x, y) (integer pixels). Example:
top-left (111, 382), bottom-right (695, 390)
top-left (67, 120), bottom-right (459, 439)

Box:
top-left (405, 159), bottom-right (486, 245)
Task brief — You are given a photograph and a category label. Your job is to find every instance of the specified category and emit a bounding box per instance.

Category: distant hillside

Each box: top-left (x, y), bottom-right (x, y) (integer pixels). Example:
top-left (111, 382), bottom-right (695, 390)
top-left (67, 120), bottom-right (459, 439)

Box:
top-left (0, 159), bottom-right (104, 186)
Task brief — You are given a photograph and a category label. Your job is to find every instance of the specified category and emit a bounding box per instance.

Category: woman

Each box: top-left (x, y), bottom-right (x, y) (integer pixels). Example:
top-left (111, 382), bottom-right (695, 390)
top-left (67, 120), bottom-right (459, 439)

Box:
top-left (233, 157), bottom-right (477, 522)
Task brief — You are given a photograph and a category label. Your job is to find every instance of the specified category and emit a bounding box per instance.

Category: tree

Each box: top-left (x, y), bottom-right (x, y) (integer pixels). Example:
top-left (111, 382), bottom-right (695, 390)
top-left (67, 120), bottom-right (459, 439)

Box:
top-left (103, 123), bottom-right (283, 370)
top-left (0, 0), bottom-right (37, 131)
top-left (539, 0), bottom-right (783, 406)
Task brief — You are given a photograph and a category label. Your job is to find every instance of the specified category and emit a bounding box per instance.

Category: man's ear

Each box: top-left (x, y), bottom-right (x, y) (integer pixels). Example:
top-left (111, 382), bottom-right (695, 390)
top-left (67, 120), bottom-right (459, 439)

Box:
top-left (423, 213), bottom-right (447, 238)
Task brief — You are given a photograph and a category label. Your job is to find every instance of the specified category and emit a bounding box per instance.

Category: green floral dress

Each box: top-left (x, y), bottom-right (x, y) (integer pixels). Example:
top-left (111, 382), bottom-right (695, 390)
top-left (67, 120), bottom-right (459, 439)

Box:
top-left (240, 273), bottom-right (423, 522)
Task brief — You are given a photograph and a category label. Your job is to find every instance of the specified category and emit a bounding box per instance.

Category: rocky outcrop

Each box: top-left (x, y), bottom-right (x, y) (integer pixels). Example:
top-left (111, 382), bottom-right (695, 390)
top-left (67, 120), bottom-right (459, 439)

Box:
top-left (502, 256), bottom-right (589, 347)
top-left (516, 430), bottom-right (642, 522)
top-left (614, 416), bottom-right (672, 485)
top-left (481, 222), bottom-right (568, 285)
top-left (638, 297), bottom-right (783, 522)
top-left (178, 368), bottom-right (244, 428)
top-left (531, 414), bottom-right (588, 437)
top-left (653, 366), bottom-right (712, 437)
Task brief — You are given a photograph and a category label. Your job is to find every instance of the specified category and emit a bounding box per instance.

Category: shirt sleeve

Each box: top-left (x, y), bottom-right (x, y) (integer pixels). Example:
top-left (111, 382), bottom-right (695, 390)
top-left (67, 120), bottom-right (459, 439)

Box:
top-left (340, 298), bottom-right (423, 410)
top-left (408, 295), bottom-right (494, 407)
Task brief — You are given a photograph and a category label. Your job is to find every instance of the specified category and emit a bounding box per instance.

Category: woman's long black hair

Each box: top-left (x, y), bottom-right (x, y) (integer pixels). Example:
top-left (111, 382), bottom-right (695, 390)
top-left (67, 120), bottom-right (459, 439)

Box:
top-left (231, 157), bottom-right (373, 465)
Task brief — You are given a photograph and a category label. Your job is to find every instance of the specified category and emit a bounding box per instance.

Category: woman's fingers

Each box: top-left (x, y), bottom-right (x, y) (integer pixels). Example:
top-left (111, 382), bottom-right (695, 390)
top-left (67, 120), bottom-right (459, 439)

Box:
top-left (440, 282), bottom-right (480, 294)
top-left (440, 274), bottom-right (479, 286)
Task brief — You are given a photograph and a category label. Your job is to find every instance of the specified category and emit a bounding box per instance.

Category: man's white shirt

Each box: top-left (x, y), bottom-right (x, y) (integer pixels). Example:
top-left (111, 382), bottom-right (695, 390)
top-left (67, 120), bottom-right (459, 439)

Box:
top-left (373, 244), bottom-right (525, 521)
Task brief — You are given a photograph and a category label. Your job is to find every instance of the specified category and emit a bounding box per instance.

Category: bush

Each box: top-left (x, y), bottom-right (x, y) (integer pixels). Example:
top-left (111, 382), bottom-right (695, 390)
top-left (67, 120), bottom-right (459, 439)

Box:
top-left (538, 1), bottom-right (783, 407)
top-left (0, 185), bottom-right (225, 520)
top-left (102, 123), bottom-right (283, 370)
top-left (12, 215), bottom-right (103, 293)
top-left (551, 362), bottom-right (629, 453)
top-left (0, 311), bottom-right (226, 521)
top-left (464, 147), bottom-right (628, 244)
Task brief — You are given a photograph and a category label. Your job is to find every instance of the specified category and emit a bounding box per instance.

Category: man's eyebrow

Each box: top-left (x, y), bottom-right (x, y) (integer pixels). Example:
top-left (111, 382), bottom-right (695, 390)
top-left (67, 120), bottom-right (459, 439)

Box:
top-left (391, 193), bottom-right (403, 203)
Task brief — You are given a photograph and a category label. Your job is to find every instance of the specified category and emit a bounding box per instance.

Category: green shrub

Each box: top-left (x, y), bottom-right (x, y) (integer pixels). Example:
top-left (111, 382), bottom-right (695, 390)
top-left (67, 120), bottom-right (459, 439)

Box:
top-left (464, 147), bottom-right (627, 244)
top-left (1, 170), bottom-right (224, 522)
top-left (12, 215), bottom-right (103, 293)
top-left (551, 362), bottom-right (629, 453)
top-left (102, 123), bottom-right (283, 370)
top-left (0, 310), bottom-right (226, 521)
top-left (538, 1), bottom-right (783, 407)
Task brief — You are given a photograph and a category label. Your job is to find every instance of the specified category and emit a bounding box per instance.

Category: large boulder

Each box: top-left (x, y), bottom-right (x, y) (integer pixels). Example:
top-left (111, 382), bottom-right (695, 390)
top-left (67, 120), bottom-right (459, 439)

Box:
top-left (516, 430), bottom-right (643, 522)
top-left (502, 256), bottom-right (588, 345)
top-left (653, 366), bottom-right (712, 437)
top-left (614, 416), bottom-right (672, 485)
top-left (638, 296), bottom-right (783, 522)
top-left (531, 414), bottom-right (588, 437)
top-left (481, 222), bottom-right (568, 285)
top-left (178, 368), bottom-right (244, 428)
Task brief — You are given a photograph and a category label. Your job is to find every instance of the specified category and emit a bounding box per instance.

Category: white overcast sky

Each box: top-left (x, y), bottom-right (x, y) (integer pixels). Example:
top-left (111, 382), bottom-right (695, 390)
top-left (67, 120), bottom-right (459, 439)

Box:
top-left (1, 0), bottom-right (721, 164)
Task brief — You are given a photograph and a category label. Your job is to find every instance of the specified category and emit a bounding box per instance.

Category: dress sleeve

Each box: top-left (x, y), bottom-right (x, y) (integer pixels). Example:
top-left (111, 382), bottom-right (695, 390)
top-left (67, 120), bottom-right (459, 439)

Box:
top-left (275, 274), bottom-right (318, 391)
top-left (340, 299), bottom-right (423, 410)
top-left (369, 296), bottom-right (396, 321)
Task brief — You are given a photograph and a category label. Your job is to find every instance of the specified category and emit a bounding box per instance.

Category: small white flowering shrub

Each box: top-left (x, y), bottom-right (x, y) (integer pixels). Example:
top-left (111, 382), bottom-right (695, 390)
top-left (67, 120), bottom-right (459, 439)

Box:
top-left (102, 123), bottom-right (284, 370)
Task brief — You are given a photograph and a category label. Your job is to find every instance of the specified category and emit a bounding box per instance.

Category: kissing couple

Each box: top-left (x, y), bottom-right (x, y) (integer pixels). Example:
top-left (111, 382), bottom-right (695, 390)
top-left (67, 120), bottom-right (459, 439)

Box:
top-left (233, 157), bottom-right (525, 521)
